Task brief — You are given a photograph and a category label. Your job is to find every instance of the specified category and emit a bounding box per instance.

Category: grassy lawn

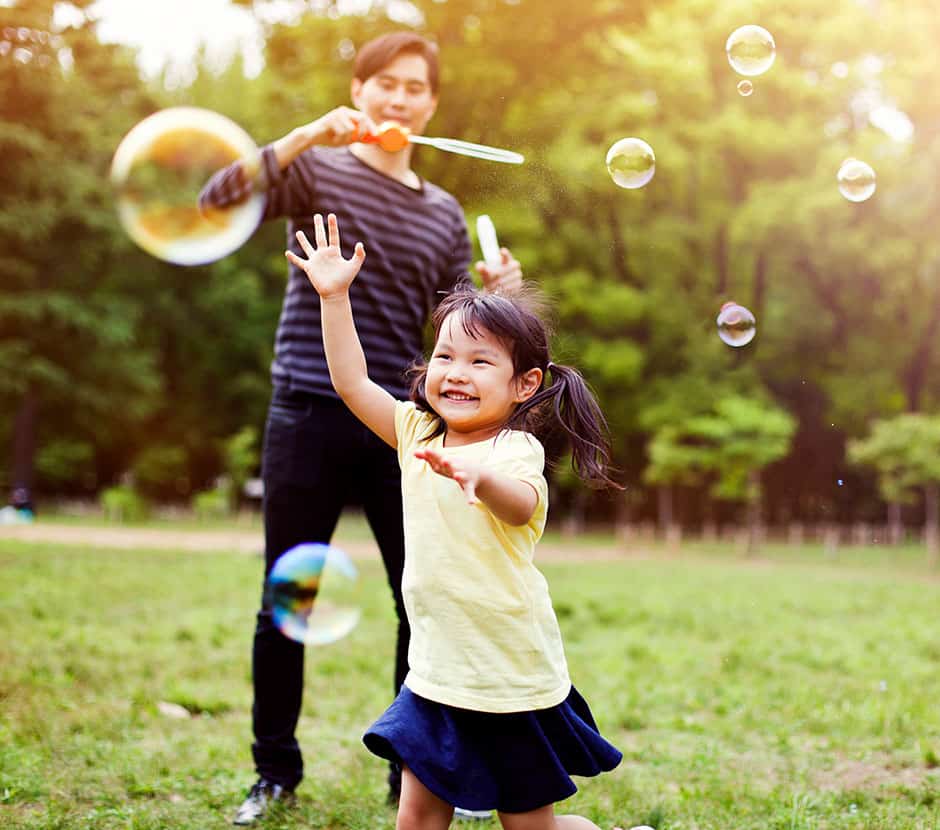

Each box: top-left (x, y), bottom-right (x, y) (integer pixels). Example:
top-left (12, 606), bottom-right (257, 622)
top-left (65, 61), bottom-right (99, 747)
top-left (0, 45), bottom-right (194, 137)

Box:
top-left (1, 538), bottom-right (938, 829)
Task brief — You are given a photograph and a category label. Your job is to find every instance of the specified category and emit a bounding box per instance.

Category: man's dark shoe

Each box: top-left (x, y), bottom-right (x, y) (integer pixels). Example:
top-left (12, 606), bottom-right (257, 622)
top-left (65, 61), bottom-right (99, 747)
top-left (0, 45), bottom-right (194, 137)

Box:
top-left (387, 762), bottom-right (402, 806)
top-left (233, 779), bottom-right (296, 825)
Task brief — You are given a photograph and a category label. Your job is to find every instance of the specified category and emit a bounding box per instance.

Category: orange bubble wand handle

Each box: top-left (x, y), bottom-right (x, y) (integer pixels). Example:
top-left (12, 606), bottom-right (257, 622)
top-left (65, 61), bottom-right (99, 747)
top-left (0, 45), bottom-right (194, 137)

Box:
top-left (349, 121), bottom-right (411, 152)
top-left (350, 120), bottom-right (524, 164)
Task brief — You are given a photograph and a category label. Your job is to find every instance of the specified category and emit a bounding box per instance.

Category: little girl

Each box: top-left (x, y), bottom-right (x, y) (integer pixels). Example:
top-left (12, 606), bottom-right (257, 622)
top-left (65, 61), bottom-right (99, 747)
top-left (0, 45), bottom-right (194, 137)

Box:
top-left (287, 214), bottom-right (622, 830)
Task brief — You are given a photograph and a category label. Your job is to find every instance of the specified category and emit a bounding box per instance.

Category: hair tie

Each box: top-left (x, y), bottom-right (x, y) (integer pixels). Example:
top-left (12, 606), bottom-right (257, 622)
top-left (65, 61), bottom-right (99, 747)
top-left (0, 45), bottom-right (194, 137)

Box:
top-left (547, 361), bottom-right (556, 371)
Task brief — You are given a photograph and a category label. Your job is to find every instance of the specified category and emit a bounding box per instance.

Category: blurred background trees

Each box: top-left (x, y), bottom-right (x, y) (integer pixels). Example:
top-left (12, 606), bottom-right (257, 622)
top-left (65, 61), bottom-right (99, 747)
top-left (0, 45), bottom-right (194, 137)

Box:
top-left (1, 0), bottom-right (938, 536)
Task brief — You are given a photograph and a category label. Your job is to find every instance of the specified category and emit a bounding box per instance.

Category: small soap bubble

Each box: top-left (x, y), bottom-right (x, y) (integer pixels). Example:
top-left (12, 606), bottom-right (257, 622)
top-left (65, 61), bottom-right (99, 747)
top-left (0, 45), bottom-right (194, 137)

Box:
top-left (605, 137), bottom-right (656, 189)
top-left (265, 543), bottom-right (361, 646)
top-left (737, 79), bottom-right (754, 96)
top-left (716, 302), bottom-right (757, 347)
top-left (726, 25), bottom-right (776, 77)
top-left (837, 479), bottom-right (844, 486)
top-left (837, 158), bottom-right (876, 202)
top-left (111, 107), bottom-right (265, 265)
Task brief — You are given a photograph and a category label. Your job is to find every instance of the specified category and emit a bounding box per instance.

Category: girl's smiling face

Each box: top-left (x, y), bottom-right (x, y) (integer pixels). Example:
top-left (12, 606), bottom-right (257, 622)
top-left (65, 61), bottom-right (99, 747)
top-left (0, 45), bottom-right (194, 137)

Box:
top-left (425, 312), bottom-right (541, 446)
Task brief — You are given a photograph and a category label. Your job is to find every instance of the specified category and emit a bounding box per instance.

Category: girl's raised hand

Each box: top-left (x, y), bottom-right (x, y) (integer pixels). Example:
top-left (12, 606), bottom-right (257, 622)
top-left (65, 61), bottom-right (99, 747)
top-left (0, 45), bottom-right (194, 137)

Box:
top-left (286, 213), bottom-right (365, 298)
top-left (414, 448), bottom-right (483, 506)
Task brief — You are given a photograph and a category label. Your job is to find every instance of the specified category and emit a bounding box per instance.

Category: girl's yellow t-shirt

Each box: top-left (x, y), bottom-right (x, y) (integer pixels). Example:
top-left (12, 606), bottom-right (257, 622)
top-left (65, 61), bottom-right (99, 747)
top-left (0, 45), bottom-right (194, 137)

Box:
top-left (395, 401), bottom-right (571, 713)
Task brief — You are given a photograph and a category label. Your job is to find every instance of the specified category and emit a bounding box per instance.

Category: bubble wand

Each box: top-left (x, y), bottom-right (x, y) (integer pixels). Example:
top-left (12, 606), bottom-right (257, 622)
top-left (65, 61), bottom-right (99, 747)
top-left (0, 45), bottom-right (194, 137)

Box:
top-left (476, 215), bottom-right (502, 267)
top-left (351, 121), bottom-right (524, 165)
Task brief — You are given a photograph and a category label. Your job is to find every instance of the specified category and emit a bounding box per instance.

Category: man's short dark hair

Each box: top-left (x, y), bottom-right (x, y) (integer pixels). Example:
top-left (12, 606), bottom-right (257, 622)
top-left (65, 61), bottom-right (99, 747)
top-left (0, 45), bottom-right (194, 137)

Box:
top-left (353, 32), bottom-right (440, 95)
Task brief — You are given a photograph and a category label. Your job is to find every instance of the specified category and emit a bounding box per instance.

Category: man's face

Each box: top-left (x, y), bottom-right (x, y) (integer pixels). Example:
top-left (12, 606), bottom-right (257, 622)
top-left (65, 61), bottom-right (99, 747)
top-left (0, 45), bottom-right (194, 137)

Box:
top-left (351, 52), bottom-right (438, 136)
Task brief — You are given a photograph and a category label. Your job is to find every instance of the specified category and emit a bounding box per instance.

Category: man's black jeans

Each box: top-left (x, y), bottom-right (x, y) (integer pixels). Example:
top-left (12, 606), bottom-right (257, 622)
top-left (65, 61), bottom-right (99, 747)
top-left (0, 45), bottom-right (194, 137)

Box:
top-left (252, 386), bottom-right (409, 790)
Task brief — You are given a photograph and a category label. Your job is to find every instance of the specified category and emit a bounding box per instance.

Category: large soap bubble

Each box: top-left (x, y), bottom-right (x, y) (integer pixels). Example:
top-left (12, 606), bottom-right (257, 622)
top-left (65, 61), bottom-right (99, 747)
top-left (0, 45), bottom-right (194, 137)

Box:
top-left (110, 107), bottom-right (264, 266)
top-left (265, 543), bottom-right (361, 646)
top-left (726, 25), bottom-right (776, 77)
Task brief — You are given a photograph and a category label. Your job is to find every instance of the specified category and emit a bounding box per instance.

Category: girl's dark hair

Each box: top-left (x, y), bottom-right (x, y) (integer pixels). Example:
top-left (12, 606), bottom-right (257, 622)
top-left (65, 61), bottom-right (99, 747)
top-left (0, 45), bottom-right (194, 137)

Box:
top-left (408, 286), bottom-right (621, 490)
top-left (353, 32), bottom-right (440, 95)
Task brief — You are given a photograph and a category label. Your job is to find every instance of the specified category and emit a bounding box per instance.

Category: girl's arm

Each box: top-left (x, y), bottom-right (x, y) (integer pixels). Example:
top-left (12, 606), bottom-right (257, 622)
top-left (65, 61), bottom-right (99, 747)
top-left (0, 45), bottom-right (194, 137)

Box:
top-left (414, 449), bottom-right (538, 527)
top-left (286, 213), bottom-right (397, 448)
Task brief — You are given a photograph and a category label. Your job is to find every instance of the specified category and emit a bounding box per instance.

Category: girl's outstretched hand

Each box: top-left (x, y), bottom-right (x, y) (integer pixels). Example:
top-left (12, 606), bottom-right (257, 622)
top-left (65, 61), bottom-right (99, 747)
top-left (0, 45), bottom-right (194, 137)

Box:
top-left (286, 212), bottom-right (365, 298)
top-left (414, 448), bottom-right (484, 506)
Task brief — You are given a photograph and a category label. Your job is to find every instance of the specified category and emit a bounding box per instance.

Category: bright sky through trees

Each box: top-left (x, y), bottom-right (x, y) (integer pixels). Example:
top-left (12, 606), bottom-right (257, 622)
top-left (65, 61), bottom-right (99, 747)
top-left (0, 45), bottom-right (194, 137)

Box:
top-left (55, 0), bottom-right (424, 84)
top-left (77, 0), bottom-right (265, 81)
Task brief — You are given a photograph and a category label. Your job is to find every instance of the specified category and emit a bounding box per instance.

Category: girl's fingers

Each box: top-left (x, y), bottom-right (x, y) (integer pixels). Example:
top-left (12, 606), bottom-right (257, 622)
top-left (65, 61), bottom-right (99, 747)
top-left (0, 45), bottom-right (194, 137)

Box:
top-left (454, 474), bottom-right (477, 504)
top-left (285, 250), bottom-right (302, 268)
top-left (353, 241), bottom-right (366, 262)
top-left (327, 213), bottom-right (340, 248)
top-left (313, 213), bottom-right (327, 248)
top-left (295, 230), bottom-right (315, 258)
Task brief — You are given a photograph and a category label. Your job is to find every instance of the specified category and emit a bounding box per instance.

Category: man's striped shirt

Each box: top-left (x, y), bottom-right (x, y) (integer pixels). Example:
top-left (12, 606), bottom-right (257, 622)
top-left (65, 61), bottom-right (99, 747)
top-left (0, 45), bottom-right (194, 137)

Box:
top-left (201, 145), bottom-right (472, 399)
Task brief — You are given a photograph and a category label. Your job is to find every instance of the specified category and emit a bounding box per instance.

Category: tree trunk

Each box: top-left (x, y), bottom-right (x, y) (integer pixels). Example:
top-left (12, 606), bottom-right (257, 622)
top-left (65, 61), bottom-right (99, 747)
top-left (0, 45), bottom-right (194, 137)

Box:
top-left (614, 493), bottom-right (632, 545)
top-left (744, 470), bottom-right (762, 557)
top-left (561, 490), bottom-right (587, 538)
top-left (888, 502), bottom-right (903, 545)
top-left (657, 485), bottom-right (674, 542)
top-left (925, 483), bottom-right (939, 568)
top-left (9, 386), bottom-right (38, 509)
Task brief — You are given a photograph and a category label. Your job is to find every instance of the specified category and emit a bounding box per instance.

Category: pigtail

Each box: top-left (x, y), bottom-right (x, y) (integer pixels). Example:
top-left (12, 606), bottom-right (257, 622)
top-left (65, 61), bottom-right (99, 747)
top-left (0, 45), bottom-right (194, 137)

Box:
top-left (408, 286), bottom-right (623, 488)
top-left (512, 362), bottom-right (622, 491)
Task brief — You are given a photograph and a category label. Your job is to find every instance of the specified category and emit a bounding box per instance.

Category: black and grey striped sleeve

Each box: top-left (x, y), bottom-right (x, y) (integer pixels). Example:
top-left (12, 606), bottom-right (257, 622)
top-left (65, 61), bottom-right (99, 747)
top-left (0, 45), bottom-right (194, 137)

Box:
top-left (199, 145), bottom-right (317, 221)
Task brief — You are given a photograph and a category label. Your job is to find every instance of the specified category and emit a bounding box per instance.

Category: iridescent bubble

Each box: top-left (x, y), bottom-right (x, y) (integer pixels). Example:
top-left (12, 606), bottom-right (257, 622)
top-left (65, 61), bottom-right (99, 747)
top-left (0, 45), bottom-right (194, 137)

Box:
top-left (726, 25), bottom-right (776, 77)
top-left (716, 302), bottom-right (757, 347)
top-left (737, 79), bottom-right (754, 97)
top-left (605, 137), bottom-right (655, 189)
top-left (265, 543), bottom-right (361, 646)
top-left (837, 158), bottom-right (876, 202)
top-left (110, 107), bottom-right (265, 266)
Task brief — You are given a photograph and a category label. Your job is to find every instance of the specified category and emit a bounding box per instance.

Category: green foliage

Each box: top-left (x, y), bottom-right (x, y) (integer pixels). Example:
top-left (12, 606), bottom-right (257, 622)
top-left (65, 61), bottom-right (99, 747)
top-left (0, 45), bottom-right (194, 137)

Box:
top-left (848, 414), bottom-right (940, 503)
top-left (34, 439), bottom-right (95, 490)
top-left (99, 485), bottom-right (149, 523)
top-left (191, 485), bottom-right (230, 521)
top-left (646, 395), bottom-right (797, 503)
top-left (222, 426), bottom-right (259, 506)
top-left (3, 0), bottom-right (940, 527)
top-left (133, 445), bottom-right (189, 499)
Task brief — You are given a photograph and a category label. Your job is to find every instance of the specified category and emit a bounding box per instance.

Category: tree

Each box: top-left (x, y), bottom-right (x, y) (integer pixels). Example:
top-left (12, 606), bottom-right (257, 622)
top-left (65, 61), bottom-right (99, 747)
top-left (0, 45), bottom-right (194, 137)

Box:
top-left (646, 395), bottom-right (796, 554)
top-left (0, 1), bottom-right (161, 504)
top-left (848, 414), bottom-right (940, 566)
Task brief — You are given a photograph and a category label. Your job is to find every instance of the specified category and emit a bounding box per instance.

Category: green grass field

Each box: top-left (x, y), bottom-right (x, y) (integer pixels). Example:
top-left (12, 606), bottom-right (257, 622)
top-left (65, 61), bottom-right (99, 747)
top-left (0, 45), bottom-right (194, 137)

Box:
top-left (1, 535), bottom-right (938, 830)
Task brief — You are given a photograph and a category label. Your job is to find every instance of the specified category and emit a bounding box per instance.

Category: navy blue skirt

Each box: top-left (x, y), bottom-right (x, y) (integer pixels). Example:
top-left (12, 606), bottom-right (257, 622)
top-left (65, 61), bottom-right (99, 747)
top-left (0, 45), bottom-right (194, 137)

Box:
top-left (363, 684), bottom-right (622, 814)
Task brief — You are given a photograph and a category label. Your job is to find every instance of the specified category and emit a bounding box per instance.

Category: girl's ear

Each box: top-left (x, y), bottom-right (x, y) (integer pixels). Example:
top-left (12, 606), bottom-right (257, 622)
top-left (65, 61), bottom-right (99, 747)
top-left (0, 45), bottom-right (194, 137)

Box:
top-left (513, 368), bottom-right (543, 403)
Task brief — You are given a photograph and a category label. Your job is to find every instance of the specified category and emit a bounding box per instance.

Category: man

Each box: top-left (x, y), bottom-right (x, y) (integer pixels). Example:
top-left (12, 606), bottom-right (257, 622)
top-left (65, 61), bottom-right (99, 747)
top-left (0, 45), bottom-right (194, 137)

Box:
top-left (200, 31), bottom-right (521, 825)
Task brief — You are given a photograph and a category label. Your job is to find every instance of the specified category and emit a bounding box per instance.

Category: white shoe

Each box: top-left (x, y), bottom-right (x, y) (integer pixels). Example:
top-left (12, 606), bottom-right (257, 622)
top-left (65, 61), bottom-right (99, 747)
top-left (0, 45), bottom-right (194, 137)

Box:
top-left (232, 779), bottom-right (295, 825)
top-left (454, 806), bottom-right (494, 821)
